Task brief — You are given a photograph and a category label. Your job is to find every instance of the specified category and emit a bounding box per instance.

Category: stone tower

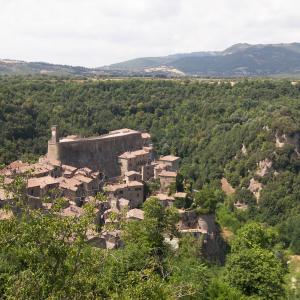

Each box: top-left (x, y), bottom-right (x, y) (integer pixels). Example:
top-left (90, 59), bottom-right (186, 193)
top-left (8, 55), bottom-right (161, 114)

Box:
top-left (47, 125), bottom-right (60, 161)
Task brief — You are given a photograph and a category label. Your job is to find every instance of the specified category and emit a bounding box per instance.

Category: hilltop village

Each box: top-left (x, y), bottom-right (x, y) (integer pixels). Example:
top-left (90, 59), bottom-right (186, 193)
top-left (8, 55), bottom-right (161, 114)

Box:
top-left (0, 126), bottom-right (217, 250)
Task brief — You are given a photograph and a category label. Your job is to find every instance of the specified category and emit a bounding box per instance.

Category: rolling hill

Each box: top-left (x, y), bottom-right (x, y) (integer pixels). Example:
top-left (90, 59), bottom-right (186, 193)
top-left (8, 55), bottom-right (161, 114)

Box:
top-left (2, 43), bottom-right (300, 77)
top-left (102, 43), bottom-right (300, 77)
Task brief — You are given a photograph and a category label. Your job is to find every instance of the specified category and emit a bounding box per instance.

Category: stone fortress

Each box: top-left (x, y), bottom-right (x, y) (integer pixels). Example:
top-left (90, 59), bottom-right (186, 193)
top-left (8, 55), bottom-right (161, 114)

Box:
top-left (47, 126), bottom-right (151, 178)
top-left (0, 126), bottom-right (218, 251)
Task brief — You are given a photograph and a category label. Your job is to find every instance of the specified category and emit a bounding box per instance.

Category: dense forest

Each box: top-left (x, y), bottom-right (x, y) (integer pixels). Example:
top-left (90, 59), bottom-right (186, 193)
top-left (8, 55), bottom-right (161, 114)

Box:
top-left (1, 76), bottom-right (300, 299)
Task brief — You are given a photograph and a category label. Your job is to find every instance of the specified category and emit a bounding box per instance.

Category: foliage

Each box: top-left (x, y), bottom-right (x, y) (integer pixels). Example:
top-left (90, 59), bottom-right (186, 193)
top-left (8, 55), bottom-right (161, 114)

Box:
top-left (206, 278), bottom-right (248, 300)
top-left (279, 215), bottom-right (300, 254)
top-left (230, 222), bottom-right (279, 252)
top-left (225, 247), bottom-right (286, 299)
top-left (216, 203), bottom-right (243, 233)
top-left (194, 185), bottom-right (225, 213)
top-left (225, 222), bottom-right (286, 299)
top-left (2, 77), bottom-right (300, 297)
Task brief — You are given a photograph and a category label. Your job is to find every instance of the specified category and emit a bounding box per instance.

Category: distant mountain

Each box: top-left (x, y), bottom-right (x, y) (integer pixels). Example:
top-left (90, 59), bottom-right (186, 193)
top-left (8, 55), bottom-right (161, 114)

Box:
top-left (2, 43), bottom-right (300, 77)
top-left (0, 59), bottom-right (105, 76)
top-left (101, 43), bottom-right (300, 77)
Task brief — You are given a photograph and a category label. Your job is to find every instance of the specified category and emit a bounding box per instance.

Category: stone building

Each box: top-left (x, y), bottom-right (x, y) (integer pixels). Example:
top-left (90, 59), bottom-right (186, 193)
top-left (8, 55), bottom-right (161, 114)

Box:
top-left (153, 193), bottom-right (175, 207)
top-left (158, 155), bottom-right (180, 172)
top-left (124, 171), bottom-right (142, 183)
top-left (159, 170), bottom-right (177, 193)
top-left (47, 126), bottom-right (147, 178)
top-left (59, 177), bottom-right (85, 203)
top-left (141, 164), bottom-right (155, 181)
top-left (118, 148), bottom-right (152, 176)
top-left (105, 181), bottom-right (144, 208)
top-left (27, 176), bottom-right (60, 199)
top-left (126, 208), bottom-right (144, 221)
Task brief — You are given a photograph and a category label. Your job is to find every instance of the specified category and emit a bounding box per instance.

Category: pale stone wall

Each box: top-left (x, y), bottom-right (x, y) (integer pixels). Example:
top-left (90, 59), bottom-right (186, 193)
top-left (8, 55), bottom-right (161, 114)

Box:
top-left (47, 130), bottom-right (143, 178)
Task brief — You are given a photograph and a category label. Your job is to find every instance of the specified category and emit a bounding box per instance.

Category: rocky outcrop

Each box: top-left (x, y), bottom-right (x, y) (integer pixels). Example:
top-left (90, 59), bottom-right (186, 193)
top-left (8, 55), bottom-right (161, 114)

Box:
top-left (221, 178), bottom-right (235, 195)
top-left (275, 132), bottom-right (286, 148)
top-left (256, 159), bottom-right (272, 177)
top-left (248, 178), bottom-right (263, 201)
top-left (241, 143), bottom-right (247, 155)
top-left (275, 131), bottom-right (300, 155)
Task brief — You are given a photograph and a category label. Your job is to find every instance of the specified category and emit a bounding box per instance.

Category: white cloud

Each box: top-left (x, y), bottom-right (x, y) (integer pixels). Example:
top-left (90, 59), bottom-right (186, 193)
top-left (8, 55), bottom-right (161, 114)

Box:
top-left (0, 0), bottom-right (300, 67)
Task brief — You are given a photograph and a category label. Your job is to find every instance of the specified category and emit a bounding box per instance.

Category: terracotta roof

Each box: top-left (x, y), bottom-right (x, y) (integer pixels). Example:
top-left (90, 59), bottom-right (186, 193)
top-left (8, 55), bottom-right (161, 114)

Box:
top-left (127, 181), bottom-right (144, 187)
top-left (105, 181), bottom-right (143, 192)
top-left (60, 205), bottom-right (84, 217)
top-left (105, 183), bottom-right (126, 192)
top-left (159, 170), bottom-right (177, 178)
top-left (154, 163), bottom-right (166, 170)
top-left (59, 178), bottom-right (82, 191)
top-left (7, 160), bottom-right (29, 169)
top-left (125, 171), bottom-right (141, 177)
top-left (154, 193), bottom-right (175, 201)
top-left (119, 149), bottom-right (150, 159)
top-left (141, 132), bottom-right (151, 139)
top-left (159, 155), bottom-right (180, 162)
top-left (143, 146), bottom-right (153, 152)
top-left (76, 167), bottom-right (93, 176)
top-left (74, 174), bottom-right (93, 184)
top-left (126, 208), bottom-right (144, 220)
top-left (118, 152), bottom-right (135, 159)
top-left (27, 176), bottom-right (59, 189)
top-left (62, 165), bottom-right (77, 172)
top-left (31, 163), bottom-right (54, 176)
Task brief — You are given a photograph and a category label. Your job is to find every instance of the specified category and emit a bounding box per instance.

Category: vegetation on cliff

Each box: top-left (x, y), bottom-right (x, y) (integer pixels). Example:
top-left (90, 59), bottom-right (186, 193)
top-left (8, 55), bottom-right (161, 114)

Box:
top-left (1, 76), bottom-right (300, 298)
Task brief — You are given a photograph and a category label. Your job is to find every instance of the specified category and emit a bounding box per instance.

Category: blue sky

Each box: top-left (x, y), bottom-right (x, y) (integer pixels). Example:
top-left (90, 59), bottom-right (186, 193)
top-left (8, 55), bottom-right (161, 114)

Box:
top-left (1, 0), bottom-right (300, 67)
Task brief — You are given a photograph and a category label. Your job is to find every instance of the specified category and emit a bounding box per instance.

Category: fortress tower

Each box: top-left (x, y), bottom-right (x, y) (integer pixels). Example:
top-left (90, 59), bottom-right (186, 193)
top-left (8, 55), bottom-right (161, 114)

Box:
top-left (47, 125), bottom-right (60, 161)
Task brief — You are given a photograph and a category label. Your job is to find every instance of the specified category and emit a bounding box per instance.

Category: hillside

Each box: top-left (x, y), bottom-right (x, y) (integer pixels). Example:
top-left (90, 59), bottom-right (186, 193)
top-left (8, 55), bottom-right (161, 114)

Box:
top-left (103, 43), bottom-right (300, 77)
top-left (2, 43), bottom-right (300, 77)
top-left (1, 77), bottom-right (300, 298)
top-left (0, 59), bottom-right (104, 76)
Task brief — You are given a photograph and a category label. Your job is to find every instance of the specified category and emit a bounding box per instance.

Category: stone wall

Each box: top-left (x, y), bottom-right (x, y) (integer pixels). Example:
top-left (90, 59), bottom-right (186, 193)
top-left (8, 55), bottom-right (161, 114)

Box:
top-left (48, 131), bottom-right (144, 178)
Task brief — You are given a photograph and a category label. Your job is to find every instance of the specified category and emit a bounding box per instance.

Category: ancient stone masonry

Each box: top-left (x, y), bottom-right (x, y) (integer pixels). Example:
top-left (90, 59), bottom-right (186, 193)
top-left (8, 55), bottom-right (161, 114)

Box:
top-left (2, 126), bottom-right (221, 252)
top-left (47, 127), bottom-right (148, 178)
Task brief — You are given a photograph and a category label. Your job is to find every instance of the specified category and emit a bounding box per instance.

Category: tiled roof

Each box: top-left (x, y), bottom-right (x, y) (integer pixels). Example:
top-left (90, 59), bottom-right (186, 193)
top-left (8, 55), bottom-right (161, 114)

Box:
top-left (141, 132), bottom-right (151, 139)
top-left (27, 176), bottom-right (59, 189)
top-left (74, 174), bottom-right (93, 184)
top-left (125, 171), bottom-right (141, 177)
top-left (159, 170), bottom-right (177, 178)
top-left (159, 155), bottom-right (180, 162)
top-left (60, 205), bottom-right (84, 217)
top-left (119, 149), bottom-right (150, 159)
top-left (154, 193), bottom-right (175, 201)
top-left (126, 208), bottom-right (144, 220)
top-left (105, 181), bottom-right (143, 192)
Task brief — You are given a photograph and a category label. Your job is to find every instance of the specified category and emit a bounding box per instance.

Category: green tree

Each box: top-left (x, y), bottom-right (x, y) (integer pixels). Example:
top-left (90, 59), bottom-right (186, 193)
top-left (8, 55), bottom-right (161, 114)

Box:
top-left (225, 247), bottom-right (286, 299)
top-left (230, 222), bottom-right (278, 252)
top-left (194, 185), bottom-right (225, 213)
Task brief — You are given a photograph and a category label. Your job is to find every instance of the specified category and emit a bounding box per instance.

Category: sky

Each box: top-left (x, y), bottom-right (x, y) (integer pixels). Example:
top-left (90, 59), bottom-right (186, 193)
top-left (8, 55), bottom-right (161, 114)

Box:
top-left (1, 0), bottom-right (300, 67)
